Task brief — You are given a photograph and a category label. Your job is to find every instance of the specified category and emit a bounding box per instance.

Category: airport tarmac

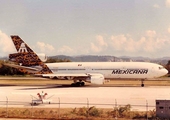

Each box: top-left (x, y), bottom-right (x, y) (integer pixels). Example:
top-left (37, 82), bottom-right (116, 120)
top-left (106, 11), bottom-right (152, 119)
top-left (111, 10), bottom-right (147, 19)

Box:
top-left (0, 85), bottom-right (170, 111)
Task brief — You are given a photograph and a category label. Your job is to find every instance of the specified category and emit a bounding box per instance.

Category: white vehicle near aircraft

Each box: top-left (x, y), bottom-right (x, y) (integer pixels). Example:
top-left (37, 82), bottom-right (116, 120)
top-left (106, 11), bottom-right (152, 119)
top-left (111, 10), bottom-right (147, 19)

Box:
top-left (6, 35), bottom-right (168, 87)
top-left (31, 91), bottom-right (53, 105)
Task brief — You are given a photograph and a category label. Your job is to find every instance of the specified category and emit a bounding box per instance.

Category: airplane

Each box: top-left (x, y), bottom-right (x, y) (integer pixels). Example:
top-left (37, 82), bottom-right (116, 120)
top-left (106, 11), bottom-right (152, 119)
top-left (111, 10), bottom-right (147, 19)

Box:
top-left (31, 91), bottom-right (53, 105)
top-left (5, 35), bottom-right (168, 87)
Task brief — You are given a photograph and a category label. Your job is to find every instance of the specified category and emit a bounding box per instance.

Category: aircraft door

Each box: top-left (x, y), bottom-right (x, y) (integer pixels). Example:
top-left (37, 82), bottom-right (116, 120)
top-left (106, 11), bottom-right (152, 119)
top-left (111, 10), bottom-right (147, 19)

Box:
top-left (151, 66), bottom-right (157, 78)
top-left (85, 67), bottom-right (92, 73)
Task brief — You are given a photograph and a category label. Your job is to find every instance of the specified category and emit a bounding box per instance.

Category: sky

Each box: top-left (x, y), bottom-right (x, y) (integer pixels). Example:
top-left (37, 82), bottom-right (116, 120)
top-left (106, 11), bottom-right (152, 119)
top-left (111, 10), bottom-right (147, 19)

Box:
top-left (1, 0), bottom-right (170, 58)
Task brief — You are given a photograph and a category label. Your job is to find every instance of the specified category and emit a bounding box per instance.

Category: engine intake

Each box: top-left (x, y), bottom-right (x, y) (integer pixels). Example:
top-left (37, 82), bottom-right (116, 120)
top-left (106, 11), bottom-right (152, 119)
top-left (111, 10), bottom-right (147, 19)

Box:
top-left (86, 74), bottom-right (104, 85)
top-left (37, 53), bottom-right (47, 62)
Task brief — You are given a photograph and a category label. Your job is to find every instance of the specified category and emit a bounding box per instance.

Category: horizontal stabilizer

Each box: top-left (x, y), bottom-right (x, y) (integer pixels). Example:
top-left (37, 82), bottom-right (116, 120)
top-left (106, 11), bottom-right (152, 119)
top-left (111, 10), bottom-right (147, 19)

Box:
top-left (4, 63), bottom-right (40, 71)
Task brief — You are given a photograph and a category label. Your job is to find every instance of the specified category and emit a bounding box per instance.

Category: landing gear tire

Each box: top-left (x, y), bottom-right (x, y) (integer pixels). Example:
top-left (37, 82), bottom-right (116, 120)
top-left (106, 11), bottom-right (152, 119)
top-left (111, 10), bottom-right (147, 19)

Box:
top-left (71, 82), bottom-right (85, 87)
top-left (141, 79), bottom-right (145, 87)
top-left (71, 83), bottom-right (76, 87)
top-left (81, 82), bottom-right (85, 86)
top-left (76, 82), bottom-right (81, 87)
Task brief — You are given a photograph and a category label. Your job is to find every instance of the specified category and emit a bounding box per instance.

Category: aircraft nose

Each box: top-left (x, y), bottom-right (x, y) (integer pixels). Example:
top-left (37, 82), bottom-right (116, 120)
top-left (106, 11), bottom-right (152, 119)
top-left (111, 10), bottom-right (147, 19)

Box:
top-left (164, 69), bottom-right (168, 75)
top-left (160, 68), bottom-right (168, 76)
top-left (155, 66), bottom-right (168, 77)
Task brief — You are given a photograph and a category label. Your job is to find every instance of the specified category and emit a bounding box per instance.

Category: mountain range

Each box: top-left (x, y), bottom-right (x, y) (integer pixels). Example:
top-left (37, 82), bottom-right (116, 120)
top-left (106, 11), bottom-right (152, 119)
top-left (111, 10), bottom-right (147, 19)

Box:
top-left (1, 55), bottom-right (169, 65)
top-left (50, 55), bottom-right (170, 65)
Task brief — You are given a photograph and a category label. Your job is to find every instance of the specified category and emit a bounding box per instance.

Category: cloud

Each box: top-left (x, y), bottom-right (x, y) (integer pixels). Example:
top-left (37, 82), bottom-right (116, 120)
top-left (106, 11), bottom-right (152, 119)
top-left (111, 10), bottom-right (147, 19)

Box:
top-left (138, 37), bottom-right (155, 52)
top-left (57, 45), bottom-right (74, 54)
top-left (36, 41), bottom-right (55, 54)
top-left (34, 28), bottom-right (170, 57)
top-left (0, 30), bottom-right (16, 56)
top-left (110, 34), bottom-right (144, 52)
top-left (90, 35), bottom-right (108, 53)
top-left (108, 30), bottom-right (170, 55)
top-left (95, 35), bottom-right (108, 47)
top-left (1, 29), bottom-right (169, 58)
top-left (145, 30), bottom-right (156, 37)
top-left (153, 4), bottom-right (160, 8)
top-left (165, 0), bottom-right (170, 7)
top-left (168, 27), bottom-right (170, 33)
top-left (110, 34), bottom-right (128, 51)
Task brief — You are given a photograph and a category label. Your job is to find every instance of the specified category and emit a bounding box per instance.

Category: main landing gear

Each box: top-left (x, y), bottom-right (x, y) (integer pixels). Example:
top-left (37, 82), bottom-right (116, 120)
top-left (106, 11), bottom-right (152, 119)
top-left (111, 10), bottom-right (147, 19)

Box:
top-left (141, 79), bottom-right (145, 87)
top-left (71, 80), bottom-right (85, 87)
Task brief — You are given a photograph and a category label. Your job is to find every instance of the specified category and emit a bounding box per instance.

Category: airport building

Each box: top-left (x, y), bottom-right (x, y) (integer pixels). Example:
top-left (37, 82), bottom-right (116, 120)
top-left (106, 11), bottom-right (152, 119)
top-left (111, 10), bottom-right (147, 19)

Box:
top-left (156, 100), bottom-right (170, 118)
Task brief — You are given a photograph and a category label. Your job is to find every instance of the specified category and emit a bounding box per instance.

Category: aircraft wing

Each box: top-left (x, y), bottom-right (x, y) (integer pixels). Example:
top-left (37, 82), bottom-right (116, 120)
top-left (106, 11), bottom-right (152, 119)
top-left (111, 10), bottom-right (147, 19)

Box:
top-left (41, 73), bottom-right (89, 77)
top-left (41, 73), bottom-right (105, 85)
top-left (39, 73), bottom-right (91, 80)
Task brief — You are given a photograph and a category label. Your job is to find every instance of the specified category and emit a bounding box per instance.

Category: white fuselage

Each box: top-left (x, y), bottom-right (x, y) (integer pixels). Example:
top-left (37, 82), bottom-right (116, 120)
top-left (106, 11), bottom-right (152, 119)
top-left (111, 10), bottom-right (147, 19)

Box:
top-left (46, 62), bottom-right (168, 79)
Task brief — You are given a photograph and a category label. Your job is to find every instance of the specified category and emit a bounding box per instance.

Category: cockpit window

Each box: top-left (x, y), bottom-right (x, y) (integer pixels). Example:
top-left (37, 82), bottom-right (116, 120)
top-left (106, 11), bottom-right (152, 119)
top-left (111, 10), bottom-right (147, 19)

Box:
top-left (159, 67), bottom-right (165, 70)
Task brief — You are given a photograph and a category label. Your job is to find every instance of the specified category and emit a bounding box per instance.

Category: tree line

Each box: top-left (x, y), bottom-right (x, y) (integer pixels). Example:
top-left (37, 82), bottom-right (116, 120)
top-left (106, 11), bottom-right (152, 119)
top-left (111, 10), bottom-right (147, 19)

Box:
top-left (45, 58), bottom-right (71, 63)
top-left (0, 60), bottom-right (25, 75)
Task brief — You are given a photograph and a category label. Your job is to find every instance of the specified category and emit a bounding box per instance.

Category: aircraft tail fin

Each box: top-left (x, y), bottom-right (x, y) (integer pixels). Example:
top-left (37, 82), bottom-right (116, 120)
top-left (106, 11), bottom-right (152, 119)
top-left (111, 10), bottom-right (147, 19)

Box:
top-left (11, 35), bottom-right (34, 53)
top-left (9, 35), bottom-right (52, 74)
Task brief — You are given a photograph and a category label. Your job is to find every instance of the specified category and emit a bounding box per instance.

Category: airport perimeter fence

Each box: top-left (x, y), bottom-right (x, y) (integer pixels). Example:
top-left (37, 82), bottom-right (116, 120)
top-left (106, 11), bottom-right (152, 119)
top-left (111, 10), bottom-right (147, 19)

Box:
top-left (0, 97), bottom-right (155, 119)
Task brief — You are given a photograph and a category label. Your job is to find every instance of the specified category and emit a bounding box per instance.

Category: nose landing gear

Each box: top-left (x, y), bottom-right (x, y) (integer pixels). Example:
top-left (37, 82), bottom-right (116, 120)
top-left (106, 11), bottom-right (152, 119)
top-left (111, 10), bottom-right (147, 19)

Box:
top-left (141, 79), bottom-right (145, 87)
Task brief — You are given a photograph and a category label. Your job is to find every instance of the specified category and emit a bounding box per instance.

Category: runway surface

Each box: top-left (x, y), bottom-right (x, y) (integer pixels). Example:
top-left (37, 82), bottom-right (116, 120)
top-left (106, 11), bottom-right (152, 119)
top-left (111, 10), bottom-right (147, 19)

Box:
top-left (0, 85), bottom-right (170, 111)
